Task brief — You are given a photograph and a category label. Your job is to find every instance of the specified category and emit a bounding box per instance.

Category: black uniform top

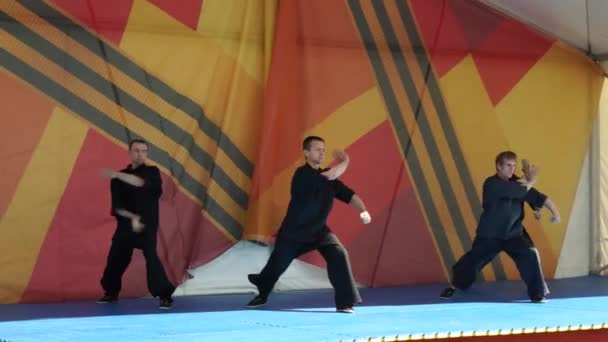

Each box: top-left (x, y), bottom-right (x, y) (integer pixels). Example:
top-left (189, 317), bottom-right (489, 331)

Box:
top-left (277, 163), bottom-right (355, 242)
top-left (476, 174), bottom-right (547, 240)
top-left (111, 164), bottom-right (163, 230)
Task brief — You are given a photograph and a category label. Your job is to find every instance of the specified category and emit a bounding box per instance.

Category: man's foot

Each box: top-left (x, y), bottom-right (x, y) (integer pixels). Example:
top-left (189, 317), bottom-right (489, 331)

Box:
top-left (246, 295), bottom-right (268, 308)
top-left (159, 296), bottom-right (173, 310)
top-left (96, 294), bottom-right (118, 304)
top-left (530, 295), bottom-right (547, 303)
top-left (336, 305), bottom-right (355, 314)
top-left (439, 287), bottom-right (456, 300)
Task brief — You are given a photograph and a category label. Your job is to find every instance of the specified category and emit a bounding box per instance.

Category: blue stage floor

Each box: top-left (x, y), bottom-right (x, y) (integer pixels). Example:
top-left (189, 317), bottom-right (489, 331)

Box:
top-left (2, 276), bottom-right (608, 342)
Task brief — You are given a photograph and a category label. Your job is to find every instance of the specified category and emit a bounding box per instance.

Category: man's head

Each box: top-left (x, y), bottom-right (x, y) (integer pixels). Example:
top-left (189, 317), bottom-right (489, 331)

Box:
top-left (495, 150), bottom-right (517, 180)
top-left (302, 136), bottom-right (325, 168)
top-left (129, 139), bottom-right (148, 167)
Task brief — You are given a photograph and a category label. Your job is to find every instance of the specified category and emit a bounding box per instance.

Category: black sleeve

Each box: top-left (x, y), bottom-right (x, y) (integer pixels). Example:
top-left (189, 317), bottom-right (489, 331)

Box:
top-left (110, 178), bottom-right (125, 215)
top-left (525, 187), bottom-right (548, 210)
top-left (482, 177), bottom-right (528, 208)
top-left (290, 167), bottom-right (318, 198)
top-left (333, 179), bottom-right (355, 204)
top-left (142, 166), bottom-right (163, 199)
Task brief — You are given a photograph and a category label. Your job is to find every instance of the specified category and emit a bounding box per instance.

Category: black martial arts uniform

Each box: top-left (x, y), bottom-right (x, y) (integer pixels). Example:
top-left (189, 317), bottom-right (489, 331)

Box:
top-left (450, 174), bottom-right (549, 299)
top-left (100, 164), bottom-right (174, 300)
top-left (250, 163), bottom-right (361, 308)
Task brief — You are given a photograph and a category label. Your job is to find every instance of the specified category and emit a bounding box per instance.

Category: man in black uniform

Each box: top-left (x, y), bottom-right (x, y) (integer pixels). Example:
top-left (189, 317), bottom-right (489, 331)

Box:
top-left (97, 139), bottom-right (175, 309)
top-left (440, 151), bottom-right (561, 303)
top-left (246, 136), bottom-right (372, 313)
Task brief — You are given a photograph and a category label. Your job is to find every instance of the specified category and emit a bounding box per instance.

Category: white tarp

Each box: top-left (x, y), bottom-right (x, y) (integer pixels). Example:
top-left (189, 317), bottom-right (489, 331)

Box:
top-left (173, 241), bottom-right (353, 296)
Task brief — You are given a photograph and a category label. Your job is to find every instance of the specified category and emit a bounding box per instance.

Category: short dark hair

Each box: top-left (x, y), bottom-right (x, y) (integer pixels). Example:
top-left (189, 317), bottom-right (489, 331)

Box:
top-left (302, 136), bottom-right (324, 150)
top-left (495, 151), bottom-right (517, 165)
top-left (129, 138), bottom-right (148, 150)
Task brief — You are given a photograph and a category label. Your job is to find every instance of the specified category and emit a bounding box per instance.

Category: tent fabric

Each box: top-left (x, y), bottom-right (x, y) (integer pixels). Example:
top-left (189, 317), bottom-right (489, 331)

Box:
top-left (0, 0), bottom-right (603, 303)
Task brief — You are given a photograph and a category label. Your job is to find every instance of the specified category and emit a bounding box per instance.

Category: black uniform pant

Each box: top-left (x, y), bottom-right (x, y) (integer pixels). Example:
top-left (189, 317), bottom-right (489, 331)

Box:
top-left (101, 228), bottom-right (175, 298)
top-left (253, 232), bottom-right (361, 307)
top-left (451, 230), bottom-right (548, 299)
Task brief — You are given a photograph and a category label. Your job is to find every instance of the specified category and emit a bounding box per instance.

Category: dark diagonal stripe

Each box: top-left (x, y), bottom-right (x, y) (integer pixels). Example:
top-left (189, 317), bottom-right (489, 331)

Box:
top-left (0, 10), bottom-right (249, 209)
top-left (348, 0), bottom-right (456, 269)
top-left (394, 0), bottom-right (506, 279)
top-left (371, 0), bottom-right (488, 279)
top-left (0, 47), bottom-right (242, 239)
top-left (18, 0), bottom-right (254, 178)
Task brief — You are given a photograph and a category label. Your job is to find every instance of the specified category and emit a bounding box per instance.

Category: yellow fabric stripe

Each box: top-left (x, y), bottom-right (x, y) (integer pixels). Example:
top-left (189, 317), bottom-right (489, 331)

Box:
top-left (197, 0), bottom-right (277, 84)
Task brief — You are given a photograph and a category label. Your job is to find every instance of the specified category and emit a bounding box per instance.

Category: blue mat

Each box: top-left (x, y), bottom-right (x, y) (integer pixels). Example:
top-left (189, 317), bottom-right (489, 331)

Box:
top-left (2, 276), bottom-right (608, 342)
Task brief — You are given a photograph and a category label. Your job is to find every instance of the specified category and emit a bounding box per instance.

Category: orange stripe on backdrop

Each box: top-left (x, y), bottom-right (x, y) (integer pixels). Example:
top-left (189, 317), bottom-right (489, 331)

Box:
top-left (0, 106), bottom-right (88, 303)
top-left (0, 71), bottom-right (54, 220)
top-left (249, 0), bottom-right (377, 203)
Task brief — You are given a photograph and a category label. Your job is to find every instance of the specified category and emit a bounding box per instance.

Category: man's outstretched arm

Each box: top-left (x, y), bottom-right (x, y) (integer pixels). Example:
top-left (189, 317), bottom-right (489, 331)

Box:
top-left (101, 169), bottom-right (145, 187)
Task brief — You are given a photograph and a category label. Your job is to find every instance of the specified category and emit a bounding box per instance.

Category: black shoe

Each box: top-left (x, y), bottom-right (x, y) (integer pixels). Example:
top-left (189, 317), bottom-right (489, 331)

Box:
top-left (531, 295), bottom-right (547, 303)
top-left (439, 287), bottom-right (455, 299)
top-left (159, 297), bottom-right (173, 310)
top-left (96, 294), bottom-right (118, 304)
top-left (336, 305), bottom-right (355, 314)
top-left (246, 295), bottom-right (267, 308)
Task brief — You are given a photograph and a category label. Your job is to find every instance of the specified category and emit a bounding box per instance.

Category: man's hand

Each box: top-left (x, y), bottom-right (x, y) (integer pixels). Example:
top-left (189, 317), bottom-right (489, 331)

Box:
top-left (360, 211), bottom-right (372, 224)
top-left (521, 159), bottom-right (539, 182)
top-left (533, 211), bottom-right (541, 220)
top-left (131, 216), bottom-right (145, 233)
top-left (522, 159), bottom-right (531, 177)
top-left (333, 150), bottom-right (349, 163)
top-left (516, 177), bottom-right (536, 189)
